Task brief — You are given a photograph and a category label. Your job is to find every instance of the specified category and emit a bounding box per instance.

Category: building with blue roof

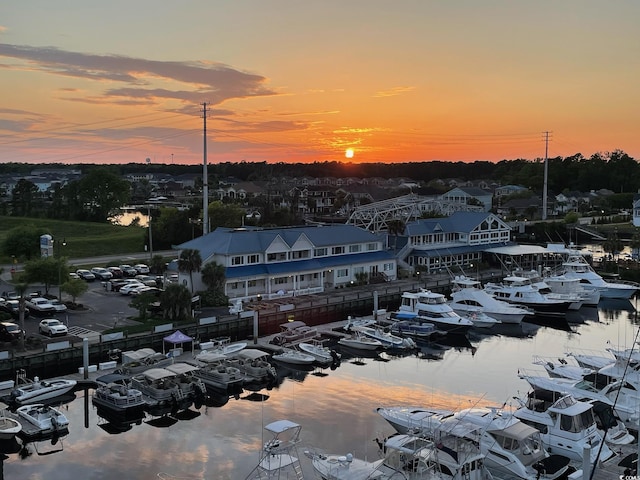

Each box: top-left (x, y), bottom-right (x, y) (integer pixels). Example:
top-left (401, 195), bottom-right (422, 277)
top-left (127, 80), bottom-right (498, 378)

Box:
top-left (402, 212), bottom-right (512, 274)
top-left (174, 224), bottom-right (396, 301)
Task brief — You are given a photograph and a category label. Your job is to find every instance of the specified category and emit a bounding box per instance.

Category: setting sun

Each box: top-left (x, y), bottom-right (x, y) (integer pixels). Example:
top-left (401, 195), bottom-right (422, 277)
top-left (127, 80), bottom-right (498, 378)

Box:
top-left (345, 148), bottom-right (354, 159)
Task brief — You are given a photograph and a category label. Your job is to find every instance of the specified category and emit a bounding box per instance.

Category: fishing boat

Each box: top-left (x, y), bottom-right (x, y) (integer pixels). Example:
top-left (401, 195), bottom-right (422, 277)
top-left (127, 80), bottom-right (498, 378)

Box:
top-left (349, 324), bottom-right (416, 350)
top-left (389, 319), bottom-right (440, 341)
top-left (9, 370), bottom-right (77, 406)
top-left (245, 420), bottom-right (305, 479)
top-left (271, 348), bottom-right (316, 366)
top-left (298, 340), bottom-right (341, 365)
top-left (337, 331), bottom-right (383, 351)
top-left (16, 404), bottom-right (69, 435)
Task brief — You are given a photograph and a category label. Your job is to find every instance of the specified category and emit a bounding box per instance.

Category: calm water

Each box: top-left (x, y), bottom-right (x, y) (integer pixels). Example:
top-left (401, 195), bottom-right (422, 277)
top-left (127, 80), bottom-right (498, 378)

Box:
top-left (4, 298), bottom-right (640, 480)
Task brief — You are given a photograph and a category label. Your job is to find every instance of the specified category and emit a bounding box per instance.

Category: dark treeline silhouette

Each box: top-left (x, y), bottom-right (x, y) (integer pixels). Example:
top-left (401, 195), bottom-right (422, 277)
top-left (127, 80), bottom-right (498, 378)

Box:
top-left (0, 149), bottom-right (638, 194)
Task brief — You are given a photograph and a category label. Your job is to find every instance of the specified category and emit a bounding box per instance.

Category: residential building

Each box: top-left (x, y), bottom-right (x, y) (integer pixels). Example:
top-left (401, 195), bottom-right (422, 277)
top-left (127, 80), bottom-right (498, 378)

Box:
top-left (440, 187), bottom-right (493, 212)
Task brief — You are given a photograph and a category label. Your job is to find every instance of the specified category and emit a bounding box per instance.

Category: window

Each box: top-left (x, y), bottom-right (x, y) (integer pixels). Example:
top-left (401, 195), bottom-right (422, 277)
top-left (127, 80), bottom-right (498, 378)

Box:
top-left (349, 244), bottom-right (361, 253)
top-left (383, 263), bottom-right (393, 271)
top-left (248, 280), bottom-right (257, 287)
top-left (292, 250), bottom-right (310, 259)
top-left (314, 247), bottom-right (328, 257)
top-left (337, 268), bottom-right (348, 277)
top-left (248, 254), bottom-right (259, 264)
top-left (367, 242), bottom-right (377, 251)
top-left (267, 252), bottom-right (287, 262)
top-left (274, 277), bottom-right (287, 285)
top-left (232, 256), bottom-right (244, 265)
top-left (332, 246), bottom-right (345, 255)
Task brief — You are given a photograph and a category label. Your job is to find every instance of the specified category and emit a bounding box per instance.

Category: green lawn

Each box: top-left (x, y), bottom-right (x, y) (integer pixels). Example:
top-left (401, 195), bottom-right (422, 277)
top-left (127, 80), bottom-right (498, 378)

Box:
top-left (0, 216), bottom-right (146, 263)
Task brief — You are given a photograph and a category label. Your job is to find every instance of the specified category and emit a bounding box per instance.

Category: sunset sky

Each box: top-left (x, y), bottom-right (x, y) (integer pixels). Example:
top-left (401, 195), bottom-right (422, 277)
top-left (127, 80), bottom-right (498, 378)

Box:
top-left (1, 1), bottom-right (639, 166)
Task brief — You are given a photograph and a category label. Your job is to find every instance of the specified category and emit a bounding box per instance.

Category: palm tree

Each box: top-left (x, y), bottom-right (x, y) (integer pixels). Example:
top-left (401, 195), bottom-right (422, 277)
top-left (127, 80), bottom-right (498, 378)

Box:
top-left (178, 248), bottom-right (202, 293)
top-left (160, 284), bottom-right (193, 321)
top-left (387, 219), bottom-right (406, 251)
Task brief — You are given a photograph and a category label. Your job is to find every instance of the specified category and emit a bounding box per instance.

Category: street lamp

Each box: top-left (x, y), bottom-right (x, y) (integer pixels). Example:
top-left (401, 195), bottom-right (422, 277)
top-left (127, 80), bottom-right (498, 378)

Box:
top-left (58, 238), bottom-right (66, 301)
top-left (147, 205), bottom-right (153, 261)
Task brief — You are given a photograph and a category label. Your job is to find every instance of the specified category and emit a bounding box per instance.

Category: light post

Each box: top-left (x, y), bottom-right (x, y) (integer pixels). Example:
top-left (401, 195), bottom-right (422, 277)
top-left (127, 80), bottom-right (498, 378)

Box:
top-left (58, 238), bottom-right (66, 301)
top-left (147, 206), bottom-right (153, 261)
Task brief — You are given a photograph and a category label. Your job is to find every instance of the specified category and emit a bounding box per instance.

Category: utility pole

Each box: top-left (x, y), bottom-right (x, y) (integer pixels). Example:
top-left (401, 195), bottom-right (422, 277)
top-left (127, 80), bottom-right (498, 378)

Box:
top-left (201, 102), bottom-right (209, 235)
top-left (542, 131), bottom-right (550, 221)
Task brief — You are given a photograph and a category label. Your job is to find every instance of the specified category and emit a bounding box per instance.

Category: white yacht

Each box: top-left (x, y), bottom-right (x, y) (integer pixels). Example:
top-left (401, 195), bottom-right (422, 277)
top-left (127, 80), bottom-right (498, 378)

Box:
top-left (512, 390), bottom-right (616, 465)
top-left (518, 371), bottom-right (640, 432)
top-left (483, 276), bottom-right (572, 317)
top-left (558, 250), bottom-right (639, 300)
top-left (376, 405), bottom-right (572, 480)
top-left (399, 289), bottom-right (474, 334)
top-left (449, 276), bottom-right (530, 324)
top-left (298, 340), bottom-right (341, 365)
top-left (308, 431), bottom-right (490, 480)
top-left (9, 370), bottom-right (77, 406)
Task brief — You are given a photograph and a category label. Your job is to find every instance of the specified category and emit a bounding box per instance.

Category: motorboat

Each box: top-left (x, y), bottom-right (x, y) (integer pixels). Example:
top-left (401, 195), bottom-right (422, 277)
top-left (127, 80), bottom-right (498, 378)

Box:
top-left (483, 276), bottom-right (572, 317)
top-left (518, 371), bottom-right (640, 431)
top-left (271, 348), bottom-right (316, 366)
top-left (16, 404), bottom-right (69, 435)
top-left (201, 337), bottom-right (247, 356)
top-left (566, 350), bottom-right (615, 370)
top-left (461, 311), bottom-right (501, 328)
top-left (227, 349), bottom-right (277, 386)
top-left (190, 351), bottom-right (245, 393)
top-left (399, 289), bottom-right (474, 334)
top-left (308, 430), bottom-right (490, 480)
top-left (91, 373), bottom-right (146, 414)
top-left (376, 405), bottom-right (572, 480)
top-left (269, 320), bottom-right (320, 346)
top-left (348, 324), bottom-right (416, 350)
top-left (556, 249), bottom-right (639, 300)
top-left (337, 331), bottom-right (383, 351)
top-left (512, 390), bottom-right (616, 465)
top-left (543, 274), bottom-right (600, 307)
top-left (9, 370), bottom-right (77, 406)
top-left (0, 412), bottom-right (22, 440)
top-left (298, 340), bottom-right (341, 365)
top-left (449, 275), bottom-right (530, 324)
top-left (532, 356), bottom-right (593, 380)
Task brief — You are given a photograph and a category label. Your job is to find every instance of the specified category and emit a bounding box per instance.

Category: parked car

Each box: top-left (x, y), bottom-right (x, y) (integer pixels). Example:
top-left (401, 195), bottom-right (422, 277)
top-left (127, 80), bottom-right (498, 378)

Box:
top-left (69, 272), bottom-right (80, 280)
top-left (119, 264), bottom-right (138, 277)
top-left (76, 269), bottom-right (96, 281)
top-left (0, 300), bottom-right (29, 319)
top-left (119, 282), bottom-right (145, 295)
top-left (39, 318), bottom-right (68, 337)
top-left (0, 322), bottom-right (23, 342)
top-left (25, 297), bottom-right (56, 316)
top-left (49, 299), bottom-right (67, 313)
top-left (90, 267), bottom-right (113, 280)
top-left (107, 266), bottom-right (124, 278)
top-left (134, 275), bottom-right (158, 287)
top-left (134, 264), bottom-right (150, 274)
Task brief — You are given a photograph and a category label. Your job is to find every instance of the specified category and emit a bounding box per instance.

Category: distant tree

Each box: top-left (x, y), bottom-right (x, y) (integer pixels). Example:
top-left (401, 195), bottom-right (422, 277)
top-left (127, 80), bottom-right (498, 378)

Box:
top-left (178, 249), bottom-right (202, 293)
top-left (387, 219), bottom-right (406, 250)
top-left (149, 254), bottom-right (166, 275)
top-left (72, 168), bottom-right (130, 222)
top-left (208, 201), bottom-right (245, 228)
top-left (23, 257), bottom-right (67, 296)
top-left (11, 179), bottom-right (39, 217)
top-left (1, 225), bottom-right (46, 261)
top-left (563, 212), bottom-right (579, 224)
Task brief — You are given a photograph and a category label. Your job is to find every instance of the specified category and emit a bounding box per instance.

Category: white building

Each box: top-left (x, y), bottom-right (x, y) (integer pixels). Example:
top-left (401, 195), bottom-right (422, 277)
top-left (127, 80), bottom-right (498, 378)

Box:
top-left (173, 224), bottom-right (396, 302)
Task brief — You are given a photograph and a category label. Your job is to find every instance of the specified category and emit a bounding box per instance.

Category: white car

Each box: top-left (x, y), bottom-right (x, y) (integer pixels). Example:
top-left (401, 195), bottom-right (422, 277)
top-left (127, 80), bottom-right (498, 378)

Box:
top-left (25, 297), bottom-right (56, 315)
top-left (49, 299), bottom-right (67, 313)
top-left (120, 282), bottom-right (145, 295)
top-left (39, 318), bottom-right (68, 337)
top-left (134, 264), bottom-right (150, 274)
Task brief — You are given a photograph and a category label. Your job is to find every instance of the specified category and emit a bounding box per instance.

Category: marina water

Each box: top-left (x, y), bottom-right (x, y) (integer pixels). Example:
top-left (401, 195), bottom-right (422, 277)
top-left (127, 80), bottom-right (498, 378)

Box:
top-left (4, 298), bottom-right (639, 480)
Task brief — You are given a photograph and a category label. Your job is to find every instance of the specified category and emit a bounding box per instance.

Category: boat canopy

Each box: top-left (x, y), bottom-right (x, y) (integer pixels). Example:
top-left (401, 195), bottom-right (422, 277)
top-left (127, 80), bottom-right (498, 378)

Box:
top-left (265, 419), bottom-right (300, 434)
top-left (123, 348), bottom-right (156, 361)
top-left (139, 368), bottom-right (175, 381)
top-left (237, 349), bottom-right (270, 360)
top-left (165, 363), bottom-right (199, 375)
top-left (195, 352), bottom-right (227, 363)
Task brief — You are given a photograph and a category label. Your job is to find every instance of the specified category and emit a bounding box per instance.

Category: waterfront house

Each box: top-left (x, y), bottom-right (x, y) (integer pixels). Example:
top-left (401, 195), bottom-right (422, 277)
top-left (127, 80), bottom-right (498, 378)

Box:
top-left (174, 224), bottom-right (396, 301)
